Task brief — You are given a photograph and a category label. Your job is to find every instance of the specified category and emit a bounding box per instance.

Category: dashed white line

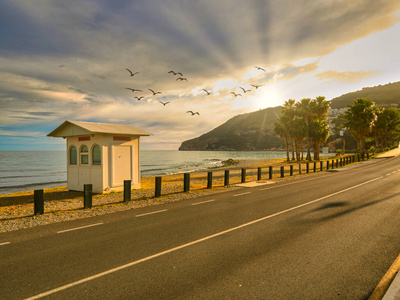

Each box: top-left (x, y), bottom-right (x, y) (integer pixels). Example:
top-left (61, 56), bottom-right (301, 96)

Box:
top-left (191, 199), bottom-right (216, 206)
top-left (233, 192), bottom-right (251, 197)
top-left (57, 222), bottom-right (104, 234)
top-left (26, 175), bottom-right (384, 300)
top-left (135, 209), bottom-right (168, 217)
top-left (0, 242), bottom-right (10, 246)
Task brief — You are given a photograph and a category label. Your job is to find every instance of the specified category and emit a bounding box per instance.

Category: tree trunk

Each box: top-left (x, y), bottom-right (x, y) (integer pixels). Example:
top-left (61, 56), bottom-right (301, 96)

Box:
top-left (313, 142), bottom-right (320, 161)
top-left (284, 136), bottom-right (290, 161)
top-left (291, 138), bottom-right (295, 160)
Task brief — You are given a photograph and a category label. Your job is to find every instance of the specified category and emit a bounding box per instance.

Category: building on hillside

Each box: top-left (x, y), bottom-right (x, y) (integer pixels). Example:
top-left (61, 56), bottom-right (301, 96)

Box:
top-left (47, 120), bottom-right (152, 194)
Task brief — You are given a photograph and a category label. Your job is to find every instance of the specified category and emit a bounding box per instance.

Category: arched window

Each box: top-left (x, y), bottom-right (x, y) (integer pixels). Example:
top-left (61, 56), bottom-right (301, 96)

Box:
top-left (80, 145), bottom-right (89, 165)
top-left (92, 145), bottom-right (101, 165)
top-left (70, 146), bottom-right (77, 165)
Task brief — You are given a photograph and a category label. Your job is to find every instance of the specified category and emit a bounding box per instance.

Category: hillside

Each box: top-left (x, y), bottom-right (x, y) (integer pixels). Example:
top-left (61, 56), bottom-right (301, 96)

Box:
top-left (179, 106), bottom-right (283, 151)
top-left (329, 81), bottom-right (400, 109)
top-left (179, 81), bottom-right (400, 151)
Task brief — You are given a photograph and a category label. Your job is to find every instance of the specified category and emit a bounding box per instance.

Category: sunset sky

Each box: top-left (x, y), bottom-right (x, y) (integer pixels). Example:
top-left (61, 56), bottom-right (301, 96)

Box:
top-left (1, 0), bottom-right (400, 151)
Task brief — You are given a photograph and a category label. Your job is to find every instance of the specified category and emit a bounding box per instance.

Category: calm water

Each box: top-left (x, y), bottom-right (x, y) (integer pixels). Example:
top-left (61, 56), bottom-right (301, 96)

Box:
top-left (0, 150), bottom-right (288, 195)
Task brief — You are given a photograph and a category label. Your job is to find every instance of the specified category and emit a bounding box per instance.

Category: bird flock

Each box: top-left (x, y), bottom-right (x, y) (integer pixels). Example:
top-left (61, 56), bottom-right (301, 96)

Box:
top-left (124, 66), bottom-right (267, 116)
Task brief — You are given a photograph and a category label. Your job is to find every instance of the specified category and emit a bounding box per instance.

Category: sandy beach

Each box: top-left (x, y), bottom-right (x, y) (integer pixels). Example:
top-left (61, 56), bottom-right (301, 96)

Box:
top-left (0, 156), bottom-right (334, 232)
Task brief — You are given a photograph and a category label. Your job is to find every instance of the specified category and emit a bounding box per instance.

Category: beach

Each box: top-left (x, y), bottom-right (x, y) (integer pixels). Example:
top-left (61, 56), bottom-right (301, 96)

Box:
top-left (1, 156), bottom-right (324, 232)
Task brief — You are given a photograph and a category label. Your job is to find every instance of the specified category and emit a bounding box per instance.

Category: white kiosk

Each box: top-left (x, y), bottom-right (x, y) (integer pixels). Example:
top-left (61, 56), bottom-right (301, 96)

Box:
top-left (47, 120), bottom-right (152, 194)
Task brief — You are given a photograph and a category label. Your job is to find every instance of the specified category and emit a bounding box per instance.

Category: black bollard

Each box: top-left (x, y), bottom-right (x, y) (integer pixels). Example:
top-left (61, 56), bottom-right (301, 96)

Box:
top-left (155, 176), bottom-right (162, 198)
top-left (299, 163), bottom-right (302, 175)
top-left (290, 165), bottom-right (293, 176)
top-left (184, 173), bottom-right (190, 192)
top-left (306, 163), bottom-right (309, 174)
top-left (269, 166), bottom-right (273, 180)
top-left (313, 161), bottom-right (317, 173)
top-left (207, 171), bottom-right (213, 189)
top-left (320, 161), bottom-right (323, 171)
top-left (84, 184), bottom-right (92, 209)
top-left (224, 170), bottom-right (230, 186)
top-left (257, 167), bottom-right (262, 181)
top-left (281, 166), bottom-right (284, 178)
top-left (241, 168), bottom-right (246, 183)
top-left (327, 161), bottom-right (330, 170)
top-left (124, 180), bottom-right (131, 202)
top-left (34, 189), bottom-right (44, 215)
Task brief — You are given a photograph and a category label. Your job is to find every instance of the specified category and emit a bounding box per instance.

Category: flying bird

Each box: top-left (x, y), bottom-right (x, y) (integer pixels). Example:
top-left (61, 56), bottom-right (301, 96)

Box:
top-left (159, 101), bottom-right (170, 106)
top-left (254, 66), bottom-right (266, 72)
top-left (126, 68), bottom-right (139, 76)
top-left (203, 89), bottom-right (212, 95)
top-left (240, 87), bottom-right (251, 93)
top-left (187, 111), bottom-right (200, 116)
top-left (176, 77), bottom-right (188, 81)
top-left (250, 84), bottom-right (263, 89)
top-left (126, 88), bottom-right (143, 92)
top-left (148, 88), bottom-right (161, 95)
top-left (168, 70), bottom-right (183, 76)
top-left (230, 92), bottom-right (242, 97)
top-left (134, 96), bottom-right (145, 101)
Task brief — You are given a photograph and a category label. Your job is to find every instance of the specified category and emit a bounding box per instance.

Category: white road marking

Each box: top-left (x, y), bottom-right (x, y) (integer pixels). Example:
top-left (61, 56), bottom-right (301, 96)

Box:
top-left (57, 223), bottom-right (104, 234)
top-left (0, 242), bottom-right (10, 246)
top-left (135, 209), bottom-right (168, 217)
top-left (191, 199), bottom-right (215, 206)
top-left (26, 176), bottom-right (383, 300)
top-left (233, 192), bottom-right (251, 197)
top-left (386, 173), bottom-right (391, 176)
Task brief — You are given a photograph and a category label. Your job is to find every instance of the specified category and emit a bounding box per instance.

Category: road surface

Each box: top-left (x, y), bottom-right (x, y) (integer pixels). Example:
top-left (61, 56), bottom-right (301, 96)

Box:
top-left (1, 156), bottom-right (400, 299)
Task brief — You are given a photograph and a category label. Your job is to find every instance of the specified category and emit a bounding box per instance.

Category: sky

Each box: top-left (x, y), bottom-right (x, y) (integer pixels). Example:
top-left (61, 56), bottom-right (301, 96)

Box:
top-left (1, 0), bottom-right (400, 151)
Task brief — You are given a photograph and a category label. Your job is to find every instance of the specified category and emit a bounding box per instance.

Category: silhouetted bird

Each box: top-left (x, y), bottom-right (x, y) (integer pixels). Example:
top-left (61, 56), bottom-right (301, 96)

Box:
top-left (230, 92), bottom-right (242, 97)
top-left (159, 101), bottom-right (170, 106)
top-left (187, 111), bottom-right (200, 115)
top-left (176, 77), bottom-right (188, 81)
top-left (126, 68), bottom-right (139, 76)
top-left (240, 87), bottom-right (251, 93)
top-left (134, 96), bottom-right (144, 101)
top-left (148, 88), bottom-right (161, 95)
top-left (126, 88), bottom-right (143, 92)
top-left (203, 89), bottom-right (212, 95)
top-left (254, 66), bottom-right (266, 72)
top-left (168, 70), bottom-right (183, 76)
top-left (251, 84), bottom-right (263, 89)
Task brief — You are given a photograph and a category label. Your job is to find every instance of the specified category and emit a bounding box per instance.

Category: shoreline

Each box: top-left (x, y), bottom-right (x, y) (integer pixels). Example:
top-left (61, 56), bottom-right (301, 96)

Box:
top-left (0, 156), bottom-right (333, 232)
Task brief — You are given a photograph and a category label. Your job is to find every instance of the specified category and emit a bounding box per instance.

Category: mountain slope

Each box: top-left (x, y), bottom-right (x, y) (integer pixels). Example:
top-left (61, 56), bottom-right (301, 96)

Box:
top-left (329, 81), bottom-right (400, 109)
top-left (179, 106), bottom-right (283, 151)
top-left (179, 81), bottom-right (400, 151)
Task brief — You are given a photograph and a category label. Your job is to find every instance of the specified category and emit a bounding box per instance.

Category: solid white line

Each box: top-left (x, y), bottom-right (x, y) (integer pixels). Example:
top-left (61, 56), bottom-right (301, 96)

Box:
top-left (191, 199), bottom-right (216, 206)
top-left (26, 176), bottom-right (383, 300)
top-left (135, 209), bottom-right (168, 217)
top-left (57, 223), bottom-right (104, 234)
top-left (0, 242), bottom-right (10, 246)
top-left (233, 192), bottom-right (251, 197)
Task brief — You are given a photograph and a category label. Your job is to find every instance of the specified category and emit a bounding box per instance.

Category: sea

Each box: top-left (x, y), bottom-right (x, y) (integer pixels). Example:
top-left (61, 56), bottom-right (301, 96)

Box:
top-left (0, 150), bottom-right (288, 195)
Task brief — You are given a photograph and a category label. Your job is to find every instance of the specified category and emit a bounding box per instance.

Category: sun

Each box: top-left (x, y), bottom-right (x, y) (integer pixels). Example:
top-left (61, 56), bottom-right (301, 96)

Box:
top-left (251, 85), bottom-right (283, 110)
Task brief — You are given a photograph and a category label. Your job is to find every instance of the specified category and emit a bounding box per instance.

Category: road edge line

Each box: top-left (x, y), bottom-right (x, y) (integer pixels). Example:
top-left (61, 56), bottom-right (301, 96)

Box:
top-left (369, 252), bottom-right (400, 299)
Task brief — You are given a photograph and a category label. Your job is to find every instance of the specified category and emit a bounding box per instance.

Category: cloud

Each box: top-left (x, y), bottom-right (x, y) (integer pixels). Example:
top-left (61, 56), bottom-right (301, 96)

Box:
top-left (0, 0), bottom-right (400, 149)
top-left (316, 70), bottom-right (379, 83)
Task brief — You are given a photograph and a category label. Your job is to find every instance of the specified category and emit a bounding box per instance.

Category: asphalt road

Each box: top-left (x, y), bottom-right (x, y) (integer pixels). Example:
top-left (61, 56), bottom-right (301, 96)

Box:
top-left (1, 156), bottom-right (400, 299)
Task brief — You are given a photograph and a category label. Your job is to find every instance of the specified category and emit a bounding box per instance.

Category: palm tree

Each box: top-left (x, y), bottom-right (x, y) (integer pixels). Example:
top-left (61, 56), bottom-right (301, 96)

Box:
top-left (295, 98), bottom-right (313, 160)
top-left (282, 99), bottom-right (296, 160)
top-left (309, 119), bottom-right (329, 160)
top-left (344, 98), bottom-right (375, 155)
top-left (274, 117), bottom-right (290, 161)
top-left (372, 107), bottom-right (400, 151)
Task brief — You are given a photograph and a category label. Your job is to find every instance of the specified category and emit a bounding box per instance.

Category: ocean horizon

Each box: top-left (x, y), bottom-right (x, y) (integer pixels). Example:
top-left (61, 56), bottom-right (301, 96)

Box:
top-left (0, 150), bottom-right (289, 195)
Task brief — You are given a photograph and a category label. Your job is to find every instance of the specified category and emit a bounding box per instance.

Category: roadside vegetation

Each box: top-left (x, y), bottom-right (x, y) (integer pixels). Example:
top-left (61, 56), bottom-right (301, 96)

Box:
top-left (274, 97), bottom-right (400, 161)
